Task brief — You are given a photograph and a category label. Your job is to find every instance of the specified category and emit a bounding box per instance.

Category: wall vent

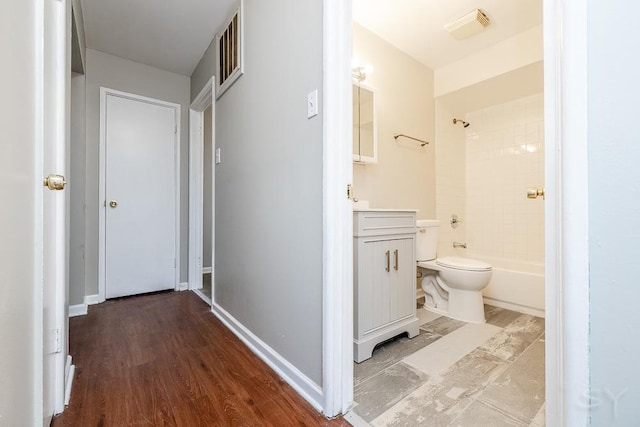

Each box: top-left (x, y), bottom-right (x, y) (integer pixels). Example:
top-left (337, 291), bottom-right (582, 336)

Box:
top-left (444, 9), bottom-right (491, 40)
top-left (216, 1), bottom-right (244, 98)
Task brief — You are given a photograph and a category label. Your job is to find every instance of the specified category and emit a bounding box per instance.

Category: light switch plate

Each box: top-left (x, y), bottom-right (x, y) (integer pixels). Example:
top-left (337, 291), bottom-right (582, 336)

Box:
top-left (307, 90), bottom-right (318, 118)
top-left (215, 147), bottom-right (221, 164)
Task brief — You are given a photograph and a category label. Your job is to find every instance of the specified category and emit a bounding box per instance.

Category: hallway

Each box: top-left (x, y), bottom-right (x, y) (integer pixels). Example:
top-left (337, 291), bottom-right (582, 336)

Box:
top-left (53, 291), bottom-right (348, 426)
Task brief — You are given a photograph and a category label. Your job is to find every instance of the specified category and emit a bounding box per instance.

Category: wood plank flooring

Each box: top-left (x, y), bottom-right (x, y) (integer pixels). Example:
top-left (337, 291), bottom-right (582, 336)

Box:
top-left (53, 291), bottom-right (348, 426)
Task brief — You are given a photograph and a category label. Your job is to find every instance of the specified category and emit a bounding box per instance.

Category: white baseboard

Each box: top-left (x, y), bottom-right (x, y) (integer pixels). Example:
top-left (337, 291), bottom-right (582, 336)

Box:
top-left (68, 303), bottom-right (87, 317)
top-left (193, 289), bottom-right (212, 305)
top-left (85, 294), bottom-right (101, 305)
top-left (483, 297), bottom-right (545, 318)
top-left (202, 267), bottom-right (212, 274)
top-left (211, 302), bottom-right (323, 412)
top-left (177, 282), bottom-right (188, 291)
top-left (64, 355), bottom-right (75, 406)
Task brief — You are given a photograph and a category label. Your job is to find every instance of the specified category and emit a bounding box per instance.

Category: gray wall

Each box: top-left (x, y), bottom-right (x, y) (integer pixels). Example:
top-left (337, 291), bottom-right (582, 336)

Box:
top-left (76, 49), bottom-right (191, 300)
top-left (1, 0), bottom-right (37, 421)
top-left (203, 105), bottom-right (213, 269)
top-left (69, 73), bottom-right (86, 305)
top-left (190, 0), bottom-right (324, 385)
top-left (588, 1), bottom-right (640, 425)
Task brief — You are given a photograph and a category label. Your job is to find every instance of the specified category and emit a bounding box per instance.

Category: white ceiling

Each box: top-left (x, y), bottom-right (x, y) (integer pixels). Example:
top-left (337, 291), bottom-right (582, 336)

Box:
top-left (352, 0), bottom-right (542, 70)
top-left (80, 0), bottom-right (234, 76)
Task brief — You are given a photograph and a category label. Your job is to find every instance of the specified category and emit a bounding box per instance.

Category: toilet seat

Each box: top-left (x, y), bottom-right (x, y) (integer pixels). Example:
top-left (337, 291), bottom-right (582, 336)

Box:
top-left (436, 256), bottom-right (492, 272)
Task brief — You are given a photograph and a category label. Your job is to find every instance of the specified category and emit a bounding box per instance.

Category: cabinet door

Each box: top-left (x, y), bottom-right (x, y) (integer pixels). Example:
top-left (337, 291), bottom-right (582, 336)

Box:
top-left (390, 238), bottom-right (415, 322)
top-left (358, 239), bottom-right (391, 333)
top-left (358, 237), bottom-right (415, 334)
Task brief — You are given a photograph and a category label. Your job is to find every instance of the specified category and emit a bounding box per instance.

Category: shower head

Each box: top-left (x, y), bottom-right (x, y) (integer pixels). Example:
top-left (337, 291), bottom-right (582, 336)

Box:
top-left (453, 118), bottom-right (470, 128)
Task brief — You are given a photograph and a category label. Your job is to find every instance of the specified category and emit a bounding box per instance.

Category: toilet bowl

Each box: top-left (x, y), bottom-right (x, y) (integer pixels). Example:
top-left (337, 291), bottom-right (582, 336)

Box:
top-left (416, 220), bottom-right (492, 324)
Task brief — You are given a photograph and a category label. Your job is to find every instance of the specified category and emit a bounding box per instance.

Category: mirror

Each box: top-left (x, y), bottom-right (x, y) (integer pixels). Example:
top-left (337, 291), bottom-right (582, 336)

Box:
top-left (353, 83), bottom-right (377, 164)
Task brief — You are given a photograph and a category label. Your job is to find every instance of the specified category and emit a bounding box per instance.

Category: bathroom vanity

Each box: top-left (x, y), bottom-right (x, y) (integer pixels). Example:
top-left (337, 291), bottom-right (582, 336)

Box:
top-left (353, 209), bottom-right (420, 362)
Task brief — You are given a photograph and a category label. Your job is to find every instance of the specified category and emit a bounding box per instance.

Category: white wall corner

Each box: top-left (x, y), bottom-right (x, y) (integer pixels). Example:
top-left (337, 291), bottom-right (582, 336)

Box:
top-left (211, 302), bottom-right (323, 411)
top-left (68, 303), bottom-right (87, 317)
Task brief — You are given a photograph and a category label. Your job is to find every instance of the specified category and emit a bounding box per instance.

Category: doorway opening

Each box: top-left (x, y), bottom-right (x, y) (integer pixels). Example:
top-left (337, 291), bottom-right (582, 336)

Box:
top-left (188, 77), bottom-right (215, 305)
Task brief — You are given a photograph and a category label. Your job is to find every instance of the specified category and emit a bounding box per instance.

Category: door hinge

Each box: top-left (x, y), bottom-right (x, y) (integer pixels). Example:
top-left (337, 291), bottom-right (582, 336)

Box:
top-left (347, 184), bottom-right (354, 200)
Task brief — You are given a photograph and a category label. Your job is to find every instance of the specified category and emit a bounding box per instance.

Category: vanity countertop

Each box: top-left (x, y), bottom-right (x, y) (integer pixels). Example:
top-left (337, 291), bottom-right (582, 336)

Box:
top-left (353, 208), bottom-right (419, 212)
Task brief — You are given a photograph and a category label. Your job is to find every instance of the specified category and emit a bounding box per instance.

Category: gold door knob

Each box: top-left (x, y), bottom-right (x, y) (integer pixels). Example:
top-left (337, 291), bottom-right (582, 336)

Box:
top-left (43, 174), bottom-right (66, 191)
top-left (527, 187), bottom-right (545, 199)
top-left (109, 200), bottom-right (118, 208)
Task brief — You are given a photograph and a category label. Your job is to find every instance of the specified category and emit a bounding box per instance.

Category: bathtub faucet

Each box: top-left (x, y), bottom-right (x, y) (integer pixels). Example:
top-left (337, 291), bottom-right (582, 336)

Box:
top-left (453, 242), bottom-right (467, 249)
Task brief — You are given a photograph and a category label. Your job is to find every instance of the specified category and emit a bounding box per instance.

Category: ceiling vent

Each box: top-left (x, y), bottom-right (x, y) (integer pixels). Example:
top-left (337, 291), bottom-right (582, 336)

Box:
top-left (444, 9), bottom-right (491, 40)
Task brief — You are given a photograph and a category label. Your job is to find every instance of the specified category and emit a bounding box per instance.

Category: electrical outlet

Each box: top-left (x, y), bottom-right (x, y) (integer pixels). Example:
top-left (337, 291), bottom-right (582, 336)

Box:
top-left (307, 90), bottom-right (318, 118)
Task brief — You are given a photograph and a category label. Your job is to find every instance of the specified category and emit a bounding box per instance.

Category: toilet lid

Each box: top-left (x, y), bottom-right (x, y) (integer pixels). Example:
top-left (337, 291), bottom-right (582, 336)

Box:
top-left (436, 256), bottom-right (492, 272)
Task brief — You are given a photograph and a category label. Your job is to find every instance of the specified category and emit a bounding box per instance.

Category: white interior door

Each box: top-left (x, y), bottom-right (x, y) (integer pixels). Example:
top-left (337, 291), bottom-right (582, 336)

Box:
top-left (103, 92), bottom-right (178, 299)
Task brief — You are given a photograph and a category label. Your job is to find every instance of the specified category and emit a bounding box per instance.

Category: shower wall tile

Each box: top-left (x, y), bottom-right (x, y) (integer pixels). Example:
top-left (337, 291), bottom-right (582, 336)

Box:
top-left (465, 93), bottom-right (545, 264)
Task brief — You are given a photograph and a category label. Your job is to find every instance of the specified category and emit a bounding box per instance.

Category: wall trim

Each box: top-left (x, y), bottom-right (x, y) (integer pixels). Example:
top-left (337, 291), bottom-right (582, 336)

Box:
top-left (322, 0), bottom-right (354, 417)
top-left (84, 294), bottom-right (100, 305)
top-left (188, 77), bottom-right (215, 293)
top-left (63, 355), bottom-right (74, 406)
top-left (211, 302), bottom-right (323, 411)
top-left (544, 0), bottom-right (590, 425)
top-left (177, 282), bottom-right (188, 291)
top-left (68, 303), bottom-right (87, 317)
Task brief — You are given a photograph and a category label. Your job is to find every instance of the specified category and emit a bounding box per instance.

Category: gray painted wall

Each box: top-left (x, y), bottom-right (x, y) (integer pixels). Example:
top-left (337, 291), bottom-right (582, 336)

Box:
top-left (203, 105), bottom-right (213, 269)
top-left (69, 73), bottom-right (86, 305)
top-left (1, 0), bottom-right (37, 421)
top-left (76, 49), bottom-right (191, 301)
top-left (190, 0), bottom-right (324, 385)
top-left (588, 1), bottom-right (640, 425)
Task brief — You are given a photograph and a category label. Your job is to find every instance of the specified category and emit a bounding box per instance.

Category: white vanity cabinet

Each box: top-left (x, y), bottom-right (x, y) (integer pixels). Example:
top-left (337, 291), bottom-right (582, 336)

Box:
top-left (353, 210), bottom-right (420, 362)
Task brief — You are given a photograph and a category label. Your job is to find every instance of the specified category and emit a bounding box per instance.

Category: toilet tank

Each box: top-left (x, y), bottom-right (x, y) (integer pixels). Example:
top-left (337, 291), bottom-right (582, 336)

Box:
top-left (416, 219), bottom-right (440, 261)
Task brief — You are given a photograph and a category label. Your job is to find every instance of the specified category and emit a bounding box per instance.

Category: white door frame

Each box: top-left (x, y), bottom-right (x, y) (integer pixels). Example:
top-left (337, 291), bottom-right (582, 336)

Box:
top-left (188, 76), bottom-right (215, 301)
top-left (321, 0), bottom-right (591, 423)
top-left (543, 0), bottom-right (590, 425)
top-left (322, 0), bottom-right (354, 417)
top-left (98, 87), bottom-right (181, 302)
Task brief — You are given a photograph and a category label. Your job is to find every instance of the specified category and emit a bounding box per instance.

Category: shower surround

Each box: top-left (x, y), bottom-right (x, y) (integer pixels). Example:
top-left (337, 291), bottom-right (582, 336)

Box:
top-left (436, 93), bottom-right (545, 315)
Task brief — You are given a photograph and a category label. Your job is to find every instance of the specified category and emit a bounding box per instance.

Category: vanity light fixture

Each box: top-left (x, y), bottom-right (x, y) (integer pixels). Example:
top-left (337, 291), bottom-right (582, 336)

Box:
top-left (352, 64), bottom-right (373, 82)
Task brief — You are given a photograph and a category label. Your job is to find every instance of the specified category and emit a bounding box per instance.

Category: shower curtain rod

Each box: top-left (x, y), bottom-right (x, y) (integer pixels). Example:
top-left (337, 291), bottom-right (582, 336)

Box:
top-left (393, 133), bottom-right (429, 147)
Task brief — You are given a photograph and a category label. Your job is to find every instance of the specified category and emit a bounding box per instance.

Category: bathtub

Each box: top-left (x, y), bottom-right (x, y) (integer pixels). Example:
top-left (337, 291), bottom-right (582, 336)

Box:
top-left (475, 257), bottom-right (545, 318)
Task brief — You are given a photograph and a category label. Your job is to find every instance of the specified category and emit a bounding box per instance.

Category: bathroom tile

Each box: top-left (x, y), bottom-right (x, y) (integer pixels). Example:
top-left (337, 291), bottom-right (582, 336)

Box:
top-left (484, 305), bottom-right (523, 328)
top-left (529, 402), bottom-right (545, 427)
top-left (353, 362), bottom-right (429, 422)
top-left (416, 307), bottom-right (441, 326)
top-left (371, 349), bottom-right (507, 427)
top-left (449, 400), bottom-right (527, 427)
top-left (478, 337), bottom-right (545, 424)
top-left (354, 329), bottom-right (442, 385)
top-left (420, 314), bottom-right (466, 336)
top-left (403, 323), bottom-right (502, 378)
top-left (479, 314), bottom-right (545, 362)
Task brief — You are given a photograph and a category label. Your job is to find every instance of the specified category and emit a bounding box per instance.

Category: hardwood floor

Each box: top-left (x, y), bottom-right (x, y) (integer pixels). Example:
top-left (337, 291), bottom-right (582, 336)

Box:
top-left (53, 291), bottom-right (348, 426)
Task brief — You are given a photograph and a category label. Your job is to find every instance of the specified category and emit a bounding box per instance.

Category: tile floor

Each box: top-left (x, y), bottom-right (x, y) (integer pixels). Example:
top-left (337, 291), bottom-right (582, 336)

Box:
top-left (352, 305), bottom-right (545, 426)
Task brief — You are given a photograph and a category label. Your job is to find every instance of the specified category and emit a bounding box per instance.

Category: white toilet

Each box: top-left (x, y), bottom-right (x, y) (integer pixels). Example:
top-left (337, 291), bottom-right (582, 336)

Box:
top-left (416, 220), bottom-right (493, 324)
